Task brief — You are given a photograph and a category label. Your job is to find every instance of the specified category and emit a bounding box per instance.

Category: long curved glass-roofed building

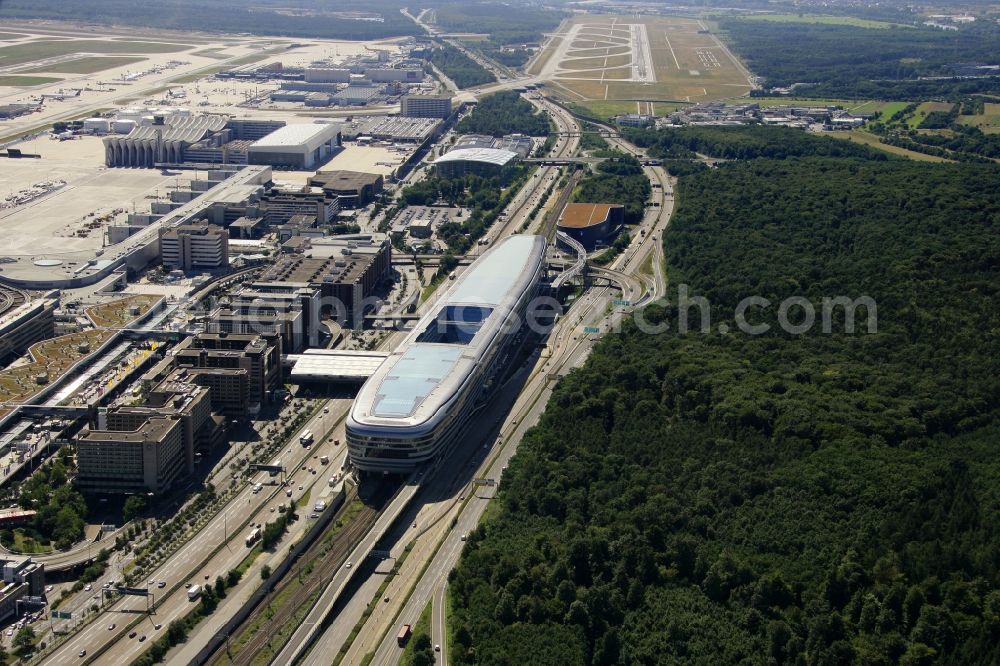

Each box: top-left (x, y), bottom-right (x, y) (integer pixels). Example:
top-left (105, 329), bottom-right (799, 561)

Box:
top-left (347, 234), bottom-right (547, 473)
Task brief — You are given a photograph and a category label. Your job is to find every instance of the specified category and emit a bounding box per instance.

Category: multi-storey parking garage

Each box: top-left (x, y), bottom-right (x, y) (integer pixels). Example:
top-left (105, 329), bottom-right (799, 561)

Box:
top-left (346, 234), bottom-right (547, 473)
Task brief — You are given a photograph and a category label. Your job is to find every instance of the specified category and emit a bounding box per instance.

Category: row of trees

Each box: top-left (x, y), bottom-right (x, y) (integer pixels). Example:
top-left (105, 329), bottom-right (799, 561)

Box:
top-left (448, 135), bottom-right (1000, 664)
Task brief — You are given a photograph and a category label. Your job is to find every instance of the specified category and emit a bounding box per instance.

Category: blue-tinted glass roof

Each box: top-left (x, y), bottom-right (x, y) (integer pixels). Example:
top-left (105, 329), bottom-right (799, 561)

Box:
top-left (371, 346), bottom-right (463, 418)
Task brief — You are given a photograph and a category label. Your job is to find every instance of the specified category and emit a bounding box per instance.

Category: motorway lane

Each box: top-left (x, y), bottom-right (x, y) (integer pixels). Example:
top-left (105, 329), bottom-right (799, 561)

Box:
top-left (40, 400), bottom-right (352, 665)
top-left (432, 584), bottom-right (447, 666)
top-left (320, 360), bottom-right (539, 666)
top-left (361, 281), bottom-right (619, 666)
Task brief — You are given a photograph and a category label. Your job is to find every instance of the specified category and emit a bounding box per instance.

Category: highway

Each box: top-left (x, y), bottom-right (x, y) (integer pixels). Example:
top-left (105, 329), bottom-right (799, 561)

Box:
top-left (348, 115), bottom-right (673, 666)
top-left (38, 399), bottom-right (353, 665)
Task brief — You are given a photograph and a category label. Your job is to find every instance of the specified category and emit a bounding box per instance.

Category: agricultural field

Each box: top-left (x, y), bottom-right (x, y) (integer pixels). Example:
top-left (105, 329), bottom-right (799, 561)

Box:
top-left (837, 129), bottom-right (951, 162)
top-left (23, 55), bottom-right (146, 74)
top-left (0, 75), bottom-right (62, 86)
top-left (535, 15), bottom-right (751, 105)
top-left (958, 102), bottom-right (1000, 133)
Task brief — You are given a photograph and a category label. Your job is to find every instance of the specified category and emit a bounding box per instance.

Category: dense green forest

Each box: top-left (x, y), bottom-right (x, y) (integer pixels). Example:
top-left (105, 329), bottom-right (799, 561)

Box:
top-left (428, 44), bottom-right (495, 89)
top-left (0, 0), bottom-right (422, 40)
top-left (433, 3), bottom-right (566, 44)
top-left (456, 91), bottom-right (552, 137)
top-left (622, 125), bottom-right (889, 161)
top-left (721, 19), bottom-right (1000, 99)
top-left (449, 153), bottom-right (1000, 664)
top-left (573, 152), bottom-right (651, 226)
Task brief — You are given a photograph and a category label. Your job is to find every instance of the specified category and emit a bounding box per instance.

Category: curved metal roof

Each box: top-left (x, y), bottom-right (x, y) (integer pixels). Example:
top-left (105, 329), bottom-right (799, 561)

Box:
top-left (432, 147), bottom-right (518, 167)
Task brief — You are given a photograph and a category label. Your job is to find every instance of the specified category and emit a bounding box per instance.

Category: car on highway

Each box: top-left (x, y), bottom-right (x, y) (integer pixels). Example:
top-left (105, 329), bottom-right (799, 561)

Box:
top-left (45, 585), bottom-right (53, 593)
top-left (154, 623), bottom-right (162, 630)
top-left (286, 489), bottom-right (293, 497)
top-left (79, 650), bottom-right (86, 658)
top-left (139, 635), bottom-right (146, 642)
top-left (102, 582), bottom-right (111, 590)
top-left (157, 581), bottom-right (166, 589)
top-left (108, 623), bottom-right (116, 631)
top-left (435, 644), bottom-right (441, 652)
top-left (84, 583), bottom-right (92, 592)
top-left (129, 631), bottom-right (137, 639)
top-left (345, 561), bottom-right (352, 569)
top-left (461, 534), bottom-right (467, 541)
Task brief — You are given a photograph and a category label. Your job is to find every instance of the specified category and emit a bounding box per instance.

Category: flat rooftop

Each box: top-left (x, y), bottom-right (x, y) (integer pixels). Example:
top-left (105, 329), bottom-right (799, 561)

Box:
top-left (310, 169), bottom-right (383, 192)
top-left (559, 203), bottom-right (621, 229)
top-left (249, 123), bottom-right (339, 150)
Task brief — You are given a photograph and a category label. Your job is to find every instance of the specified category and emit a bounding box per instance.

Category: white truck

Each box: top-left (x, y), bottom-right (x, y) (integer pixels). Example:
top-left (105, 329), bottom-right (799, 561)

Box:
top-left (187, 585), bottom-right (201, 601)
top-left (313, 500), bottom-right (326, 512)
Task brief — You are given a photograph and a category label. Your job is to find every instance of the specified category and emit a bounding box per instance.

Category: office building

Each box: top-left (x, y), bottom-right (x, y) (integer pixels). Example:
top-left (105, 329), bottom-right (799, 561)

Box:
top-left (208, 282), bottom-right (321, 353)
top-left (260, 186), bottom-right (340, 225)
top-left (159, 222), bottom-right (229, 271)
top-left (172, 332), bottom-right (282, 415)
top-left (260, 235), bottom-right (391, 328)
top-left (401, 94), bottom-right (453, 119)
top-left (0, 557), bottom-right (45, 624)
top-left (77, 416), bottom-right (185, 494)
top-left (308, 170), bottom-right (384, 208)
top-left (0, 290), bottom-right (56, 365)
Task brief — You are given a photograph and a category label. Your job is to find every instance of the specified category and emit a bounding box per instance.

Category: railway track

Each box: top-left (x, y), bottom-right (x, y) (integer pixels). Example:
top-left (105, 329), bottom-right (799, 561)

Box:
top-left (207, 482), bottom-right (394, 666)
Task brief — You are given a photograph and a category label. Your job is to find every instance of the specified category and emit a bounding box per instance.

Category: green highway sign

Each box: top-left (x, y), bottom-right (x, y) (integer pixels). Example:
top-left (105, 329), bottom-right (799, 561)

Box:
top-left (54, 611), bottom-right (72, 619)
top-left (613, 299), bottom-right (631, 306)
top-left (583, 326), bottom-right (600, 334)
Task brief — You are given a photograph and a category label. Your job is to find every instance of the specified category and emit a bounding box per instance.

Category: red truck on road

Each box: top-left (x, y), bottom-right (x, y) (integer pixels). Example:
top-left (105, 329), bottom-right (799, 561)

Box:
top-left (397, 624), bottom-right (412, 646)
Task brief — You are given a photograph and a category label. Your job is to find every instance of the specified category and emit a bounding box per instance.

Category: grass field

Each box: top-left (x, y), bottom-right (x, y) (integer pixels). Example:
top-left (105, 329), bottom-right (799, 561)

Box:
top-left (0, 75), bottom-right (62, 86)
top-left (191, 48), bottom-right (231, 59)
top-left (731, 13), bottom-right (911, 29)
top-left (908, 101), bottom-right (954, 128)
top-left (0, 38), bottom-right (190, 68)
top-left (572, 99), bottom-right (685, 119)
top-left (24, 55), bottom-right (146, 74)
top-left (561, 54), bottom-right (632, 70)
top-left (546, 16), bottom-right (751, 104)
top-left (0, 32), bottom-right (27, 41)
top-left (838, 130), bottom-right (951, 162)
